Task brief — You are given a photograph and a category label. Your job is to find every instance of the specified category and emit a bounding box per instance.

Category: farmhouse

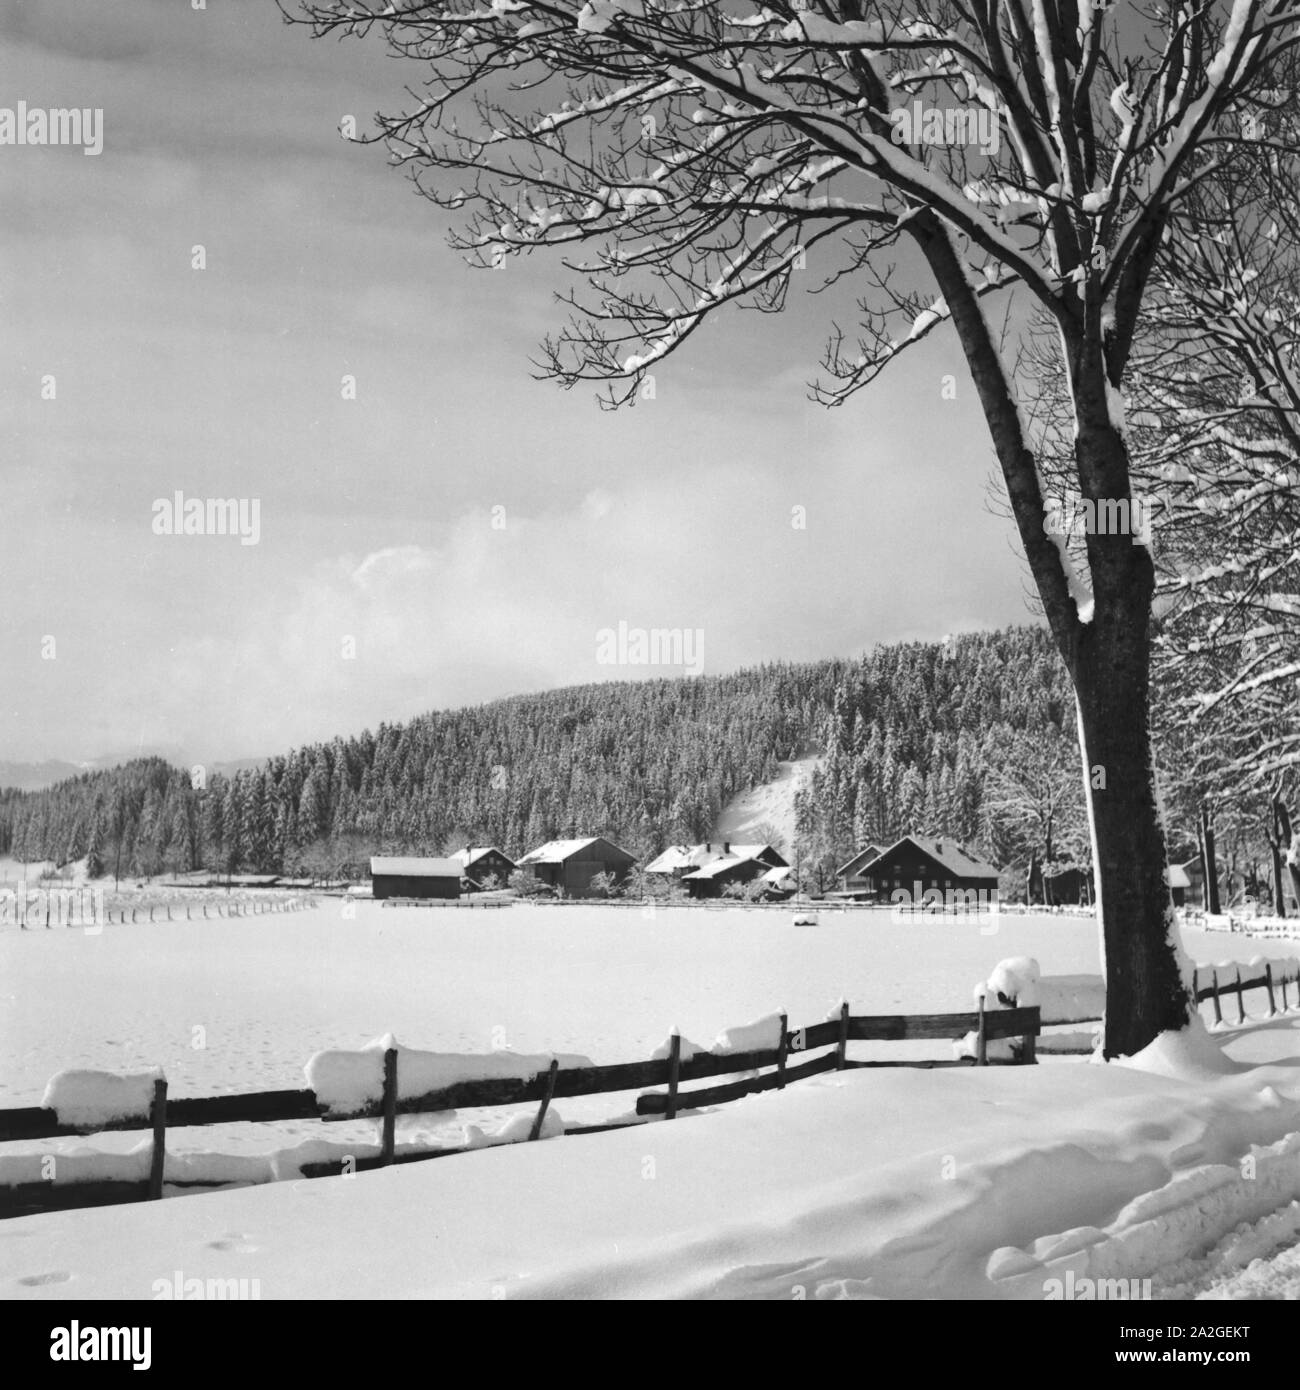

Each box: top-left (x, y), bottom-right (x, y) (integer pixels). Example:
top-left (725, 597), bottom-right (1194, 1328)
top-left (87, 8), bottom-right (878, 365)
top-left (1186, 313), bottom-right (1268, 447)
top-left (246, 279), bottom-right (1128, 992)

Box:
top-left (449, 846), bottom-right (517, 890)
top-left (838, 835), bottom-right (999, 903)
top-left (644, 842), bottom-right (787, 879)
top-left (679, 846), bottom-right (791, 899)
top-left (516, 836), bottom-right (636, 898)
top-left (369, 856), bottom-right (462, 900)
top-left (834, 845), bottom-right (883, 894)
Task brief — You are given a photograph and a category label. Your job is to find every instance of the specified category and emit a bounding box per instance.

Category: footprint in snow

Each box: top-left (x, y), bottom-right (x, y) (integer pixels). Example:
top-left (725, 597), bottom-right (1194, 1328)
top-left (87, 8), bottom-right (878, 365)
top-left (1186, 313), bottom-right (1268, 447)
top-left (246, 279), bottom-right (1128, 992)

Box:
top-left (207, 1234), bottom-right (258, 1254)
top-left (18, 1270), bottom-right (72, 1286)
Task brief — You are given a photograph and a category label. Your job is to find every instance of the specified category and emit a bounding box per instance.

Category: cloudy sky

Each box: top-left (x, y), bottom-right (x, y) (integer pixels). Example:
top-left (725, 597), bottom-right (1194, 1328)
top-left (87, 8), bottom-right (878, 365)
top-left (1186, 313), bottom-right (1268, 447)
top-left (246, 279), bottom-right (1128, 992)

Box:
top-left (0, 0), bottom-right (1036, 766)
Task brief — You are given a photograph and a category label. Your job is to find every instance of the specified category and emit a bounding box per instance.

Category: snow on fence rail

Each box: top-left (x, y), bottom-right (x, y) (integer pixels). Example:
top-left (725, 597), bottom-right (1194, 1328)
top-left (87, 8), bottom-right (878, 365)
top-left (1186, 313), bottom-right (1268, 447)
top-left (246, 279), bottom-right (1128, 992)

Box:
top-left (0, 998), bottom-right (1041, 1219)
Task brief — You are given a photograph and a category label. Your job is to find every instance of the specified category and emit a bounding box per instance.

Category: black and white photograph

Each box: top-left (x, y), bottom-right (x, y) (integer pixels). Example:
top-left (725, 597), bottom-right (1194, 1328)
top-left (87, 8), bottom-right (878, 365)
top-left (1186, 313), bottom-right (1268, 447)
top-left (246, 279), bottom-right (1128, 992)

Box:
top-left (1, 0), bottom-right (1299, 1337)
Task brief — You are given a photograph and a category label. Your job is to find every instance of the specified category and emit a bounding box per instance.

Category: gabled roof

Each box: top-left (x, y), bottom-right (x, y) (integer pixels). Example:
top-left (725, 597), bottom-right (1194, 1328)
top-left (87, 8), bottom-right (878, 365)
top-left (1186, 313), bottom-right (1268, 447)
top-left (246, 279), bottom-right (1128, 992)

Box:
top-left (643, 844), bottom-right (704, 874)
top-left (449, 846), bottom-right (517, 869)
top-left (682, 853), bottom-right (764, 881)
top-left (836, 845), bottom-right (882, 879)
top-left (1167, 864), bottom-right (1192, 890)
top-left (517, 836), bottom-right (634, 866)
top-left (867, 835), bottom-right (999, 880)
top-left (370, 856), bottom-right (462, 878)
top-left (645, 843), bottom-right (785, 873)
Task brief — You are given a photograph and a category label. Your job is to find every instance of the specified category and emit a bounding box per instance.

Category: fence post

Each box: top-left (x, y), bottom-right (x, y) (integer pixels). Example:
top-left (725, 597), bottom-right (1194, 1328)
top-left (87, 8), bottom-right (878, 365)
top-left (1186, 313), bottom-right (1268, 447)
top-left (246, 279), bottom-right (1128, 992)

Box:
top-left (1191, 967), bottom-right (1199, 1004)
top-left (148, 1078), bottom-right (168, 1200)
top-left (665, 1032), bottom-right (682, 1120)
top-left (976, 994), bottom-right (988, 1067)
top-left (1266, 964), bottom-right (1277, 1016)
top-left (776, 1012), bottom-right (788, 1089)
top-left (1211, 970), bottom-right (1223, 1026)
top-left (529, 1057), bottom-right (560, 1139)
top-left (836, 1001), bottom-right (849, 1070)
top-left (1021, 1008), bottom-right (1037, 1065)
top-left (1236, 967), bottom-right (1246, 1025)
top-left (380, 1047), bottom-right (398, 1166)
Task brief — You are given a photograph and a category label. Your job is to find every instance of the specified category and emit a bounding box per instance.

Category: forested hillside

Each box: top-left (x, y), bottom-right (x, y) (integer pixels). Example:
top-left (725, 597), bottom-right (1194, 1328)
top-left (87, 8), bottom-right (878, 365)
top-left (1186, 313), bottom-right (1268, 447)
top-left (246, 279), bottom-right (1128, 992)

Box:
top-left (0, 626), bottom-right (1220, 883)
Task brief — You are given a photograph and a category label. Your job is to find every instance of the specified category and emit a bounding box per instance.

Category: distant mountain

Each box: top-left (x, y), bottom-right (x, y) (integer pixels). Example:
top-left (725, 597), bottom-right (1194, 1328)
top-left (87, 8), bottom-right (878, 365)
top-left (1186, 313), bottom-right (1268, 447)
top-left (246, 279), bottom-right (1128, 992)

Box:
top-left (0, 760), bottom-right (86, 793)
top-left (0, 753), bottom-right (265, 794)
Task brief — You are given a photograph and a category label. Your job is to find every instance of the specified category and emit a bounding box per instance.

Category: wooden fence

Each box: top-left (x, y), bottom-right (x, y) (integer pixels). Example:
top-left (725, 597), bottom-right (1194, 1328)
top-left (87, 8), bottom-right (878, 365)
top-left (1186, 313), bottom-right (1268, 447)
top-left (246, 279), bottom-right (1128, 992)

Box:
top-left (0, 998), bottom-right (1039, 1219)
top-left (1037, 960), bottom-right (1300, 1054)
top-left (13, 896), bottom-right (319, 929)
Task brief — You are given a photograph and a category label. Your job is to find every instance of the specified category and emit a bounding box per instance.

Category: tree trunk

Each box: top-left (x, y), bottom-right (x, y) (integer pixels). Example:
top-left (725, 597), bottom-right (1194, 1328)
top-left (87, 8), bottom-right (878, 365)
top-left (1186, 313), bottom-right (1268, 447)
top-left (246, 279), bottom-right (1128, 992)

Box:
top-left (1064, 419), bottom-right (1191, 1059)
top-left (1275, 800), bottom-right (1300, 916)
top-left (1200, 806), bottom-right (1222, 915)
top-left (1072, 611), bottom-right (1190, 1056)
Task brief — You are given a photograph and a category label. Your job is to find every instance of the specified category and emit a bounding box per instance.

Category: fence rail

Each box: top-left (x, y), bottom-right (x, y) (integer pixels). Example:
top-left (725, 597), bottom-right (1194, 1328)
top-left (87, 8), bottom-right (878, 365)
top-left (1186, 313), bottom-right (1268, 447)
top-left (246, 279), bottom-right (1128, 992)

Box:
top-left (0, 999), bottom-right (1039, 1219)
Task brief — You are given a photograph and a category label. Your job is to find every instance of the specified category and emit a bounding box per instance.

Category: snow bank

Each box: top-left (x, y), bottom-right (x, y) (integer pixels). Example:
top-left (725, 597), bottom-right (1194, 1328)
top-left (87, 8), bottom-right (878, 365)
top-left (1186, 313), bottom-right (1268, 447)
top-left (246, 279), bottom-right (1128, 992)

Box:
top-left (711, 1012), bottom-right (784, 1055)
top-left (40, 1069), bottom-right (163, 1127)
top-left (490, 1108), bottom-right (566, 1143)
top-left (304, 1036), bottom-right (593, 1115)
top-left (17, 1053), bottom-right (1300, 1300)
top-left (1115, 1015), bottom-right (1246, 1082)
top-left (1036, 975), bottom-right (1105, 1023)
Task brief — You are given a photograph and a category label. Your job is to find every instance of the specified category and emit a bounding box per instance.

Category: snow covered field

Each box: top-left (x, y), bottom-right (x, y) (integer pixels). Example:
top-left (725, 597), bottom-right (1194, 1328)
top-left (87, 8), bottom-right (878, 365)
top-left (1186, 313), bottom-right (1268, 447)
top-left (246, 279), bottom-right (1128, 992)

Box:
top-left (6, 901), bottom-right (1300, 1299)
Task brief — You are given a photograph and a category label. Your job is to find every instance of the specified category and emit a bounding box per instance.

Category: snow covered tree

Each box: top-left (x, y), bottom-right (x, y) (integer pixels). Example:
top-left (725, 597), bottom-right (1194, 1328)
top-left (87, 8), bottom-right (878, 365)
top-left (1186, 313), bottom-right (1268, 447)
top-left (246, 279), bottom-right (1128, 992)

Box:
top-left (290, 0), bottom-right (1299, 1054)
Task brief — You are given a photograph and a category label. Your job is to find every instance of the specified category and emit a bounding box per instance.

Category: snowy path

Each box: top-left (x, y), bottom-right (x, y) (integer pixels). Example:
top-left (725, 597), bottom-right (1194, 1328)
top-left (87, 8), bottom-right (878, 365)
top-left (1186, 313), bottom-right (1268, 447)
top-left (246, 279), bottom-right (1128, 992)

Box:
top-left (1155, 1202), bottom-right (1300, 1299)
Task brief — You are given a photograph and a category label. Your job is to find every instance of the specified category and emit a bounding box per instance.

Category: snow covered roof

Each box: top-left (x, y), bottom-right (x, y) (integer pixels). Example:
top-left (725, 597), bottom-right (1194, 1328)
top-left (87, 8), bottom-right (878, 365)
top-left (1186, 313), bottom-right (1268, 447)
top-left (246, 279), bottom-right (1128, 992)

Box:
top-left (760, 865), bottom-right (792, 884)
top-left (645, 843), bottom-right (784, 873)
top-left (1167, 864), bottom-right (1192, 890)
top-left (449, 847), bottom-right (515, 869)
top-left (370, 856), bottom-right (462, 878)
top-left (870, 835), bottom-right (999, 880)
top-left (517, 837), bottom-right (633, 865)
top-left (682, 853), bottom-right (763, 881)
top-left (836, 845), bottom-right (882, 879)
top-left (643, 845), bottom-right (702, 873)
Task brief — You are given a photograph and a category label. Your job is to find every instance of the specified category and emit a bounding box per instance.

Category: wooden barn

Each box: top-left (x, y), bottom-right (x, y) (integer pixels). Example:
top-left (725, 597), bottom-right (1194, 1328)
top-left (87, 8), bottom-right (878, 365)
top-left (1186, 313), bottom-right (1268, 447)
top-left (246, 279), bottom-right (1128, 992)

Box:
top-left (1042, 865), bottom-right (1091, 906)
top-left (841, 835), bottom-right (999, 903)
top-left (645, 842), bottom-right (787, 880)
top-left (369, 856), bottom-right (462, 900)
top-left (450, 846), bottom-right (518, 890)
top-left (516, 836), bottom-right (636, 898)
top-left (680, 847), bottom-right (788, 899)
